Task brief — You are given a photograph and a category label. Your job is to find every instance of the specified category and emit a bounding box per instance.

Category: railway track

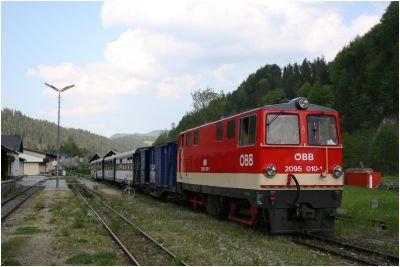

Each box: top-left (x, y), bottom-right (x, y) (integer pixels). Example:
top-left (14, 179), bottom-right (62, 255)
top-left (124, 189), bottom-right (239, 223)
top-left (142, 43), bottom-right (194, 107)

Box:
top-left (68, 181), bottom-right (187, 266)
top-left (293, 233), bottom-right (399, 266)
top-left (1, 180), bottom-right (46, 221)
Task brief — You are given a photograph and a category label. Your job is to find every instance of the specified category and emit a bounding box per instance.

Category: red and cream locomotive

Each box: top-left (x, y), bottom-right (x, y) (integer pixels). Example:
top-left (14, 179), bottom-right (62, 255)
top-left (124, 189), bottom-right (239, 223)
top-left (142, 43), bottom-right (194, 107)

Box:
top-left (177, 97), bottom-right (343, 233)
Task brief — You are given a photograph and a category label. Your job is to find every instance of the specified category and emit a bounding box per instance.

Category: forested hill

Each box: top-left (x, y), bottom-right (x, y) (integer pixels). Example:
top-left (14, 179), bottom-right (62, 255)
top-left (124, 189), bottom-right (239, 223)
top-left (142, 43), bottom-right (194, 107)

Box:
top-left (1, 108), bottom-right (154, 156)
top-left (157, 2), bottom-right (398, 175)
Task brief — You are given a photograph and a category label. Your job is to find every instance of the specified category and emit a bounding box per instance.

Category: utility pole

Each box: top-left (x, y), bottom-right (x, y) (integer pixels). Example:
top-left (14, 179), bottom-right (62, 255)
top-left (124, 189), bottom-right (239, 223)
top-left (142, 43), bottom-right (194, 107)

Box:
top-left (45, 83), bottom-right (74, 188)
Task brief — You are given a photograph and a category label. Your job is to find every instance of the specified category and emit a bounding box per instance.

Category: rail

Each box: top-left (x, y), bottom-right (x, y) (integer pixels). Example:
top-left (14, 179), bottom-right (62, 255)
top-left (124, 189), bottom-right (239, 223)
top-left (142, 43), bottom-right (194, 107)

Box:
top-left (293, 233), bottom-right (399, 266)
top-left (1, 179), bottom-right (46, 220)
top-left (69, 181), bottom-right (187, 266)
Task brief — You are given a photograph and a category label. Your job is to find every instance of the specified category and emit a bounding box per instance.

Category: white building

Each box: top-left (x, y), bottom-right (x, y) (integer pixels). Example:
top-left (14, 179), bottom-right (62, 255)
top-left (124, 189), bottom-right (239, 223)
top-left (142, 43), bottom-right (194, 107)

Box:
top-left (19, 152), bottom-right (44, 176)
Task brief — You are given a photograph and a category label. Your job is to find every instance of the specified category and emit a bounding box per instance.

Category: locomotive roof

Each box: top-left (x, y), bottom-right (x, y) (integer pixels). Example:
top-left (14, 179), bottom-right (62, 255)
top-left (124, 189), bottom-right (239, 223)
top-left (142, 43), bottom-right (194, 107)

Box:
top-left (263, 100), bottom-right (336, 112)
top-left (180, 98), bottom-right (337, 134)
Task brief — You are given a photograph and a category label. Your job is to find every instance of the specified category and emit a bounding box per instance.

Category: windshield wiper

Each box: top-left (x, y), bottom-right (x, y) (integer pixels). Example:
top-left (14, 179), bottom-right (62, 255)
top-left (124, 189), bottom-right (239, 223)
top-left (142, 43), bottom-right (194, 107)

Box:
top-left (267, 111), bottom-right (284, 131)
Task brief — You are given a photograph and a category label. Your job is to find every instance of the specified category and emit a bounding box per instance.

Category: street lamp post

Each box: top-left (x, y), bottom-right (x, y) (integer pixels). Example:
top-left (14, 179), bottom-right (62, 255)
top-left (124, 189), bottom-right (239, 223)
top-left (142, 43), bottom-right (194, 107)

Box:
top-left (45, 83), bottom-right (74, 188)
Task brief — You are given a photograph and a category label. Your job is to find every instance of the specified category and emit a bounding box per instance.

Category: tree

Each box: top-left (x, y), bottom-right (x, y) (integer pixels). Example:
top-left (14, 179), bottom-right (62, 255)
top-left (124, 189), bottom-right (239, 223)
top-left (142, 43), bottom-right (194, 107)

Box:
top-left (297, 82), bottom-right (312, 97)
top-left (258, 88), bottom-right (286, 106)
top-left (191, 88), bottom-right (224, 111)
top-left (308, 82), bottom-right (334, 107)
top-left (371, 126), bottom-right (399, 176)
top-left (153, 130), bottom-right (170, 146)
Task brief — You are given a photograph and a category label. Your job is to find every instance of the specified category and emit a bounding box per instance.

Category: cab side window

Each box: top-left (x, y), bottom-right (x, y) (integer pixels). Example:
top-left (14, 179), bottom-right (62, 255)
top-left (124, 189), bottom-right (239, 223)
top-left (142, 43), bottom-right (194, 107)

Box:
top-left (216, 123), bottom-right (223, 141)
top-left (227, 120), bottom-right (236, 139)
top-left (186, 132), bottom-right (192, 147)
top-left (239, 115), bottom-right (256, 146)
top-left (194, 131), bottom-right (199, 145)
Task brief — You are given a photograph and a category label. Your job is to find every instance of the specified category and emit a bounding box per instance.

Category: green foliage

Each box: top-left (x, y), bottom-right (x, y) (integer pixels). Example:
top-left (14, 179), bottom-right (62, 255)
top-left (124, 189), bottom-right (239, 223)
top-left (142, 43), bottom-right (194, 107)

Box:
top-left (1, 108), bottom-right (128, 156)
top-left (153, 130), bottom-right (170, 146)
top-left (371, 125), bottom-right (399, 176)
top-left (60, 137), bottom-right (88, 157)
top-left (308, 82), bottom-right (334, 107)
top-left (297, 82), bottom-right (312, 97)
top-left (191, 87), bottom-right (224, 111)
top-left (258, 88), bottom-right (285, 106)
top-left (330, 2), bottom-right (399, 132)
top-left (342, 128), bottom-right (375, 169)
top-left (342, 123), bottom-right (398, 176)
top-left (111, 133), bottom-right (156, 149)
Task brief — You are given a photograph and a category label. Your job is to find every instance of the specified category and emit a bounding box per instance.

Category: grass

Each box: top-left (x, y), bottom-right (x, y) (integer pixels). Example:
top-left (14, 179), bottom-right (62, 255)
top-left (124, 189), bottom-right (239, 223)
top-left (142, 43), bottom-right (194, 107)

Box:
top-left (66, 252), bottom-right (116, 265)
top-left (46, 190), bottom-right (129, 265)
top-left (90, 177), bottom-right (400, 264)
top-left (1, 238), bottom-right (26, 258)
top-left (34, 202), bottom-right (46, 211)
top-left (2, 259), bottom-right (22, 266)
top-left (2, 187), bottom-right (130, 266)
top-left (15, 226), bottom-right (46, 235)
top-left (72, 212), bottom-right (85, 229)
top-left (381, 176), bottom-right (399, 184)
top-left (66, 253), bottom-right (93, 265)
top-left (334, 185), bottom-right (399, 255)
top-left (92, 185), bottom-right (351, 265)
top-left (338, 185), bottom-right (398, 232)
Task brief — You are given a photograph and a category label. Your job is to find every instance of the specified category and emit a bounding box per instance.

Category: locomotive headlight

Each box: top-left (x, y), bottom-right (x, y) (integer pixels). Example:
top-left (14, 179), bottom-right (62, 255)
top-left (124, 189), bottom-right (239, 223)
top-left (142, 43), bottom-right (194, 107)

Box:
top-left (332, 166), bottom-right (343, 178)
top-left (296, 97), bottom-right (309, 110)
top-left (265, 164), bottom-right (277, 178)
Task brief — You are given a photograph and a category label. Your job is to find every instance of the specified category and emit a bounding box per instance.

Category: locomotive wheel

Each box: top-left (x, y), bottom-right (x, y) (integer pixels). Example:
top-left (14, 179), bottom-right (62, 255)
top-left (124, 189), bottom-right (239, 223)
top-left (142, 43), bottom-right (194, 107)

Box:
top-left (207, 195), bottom-right (227, 218)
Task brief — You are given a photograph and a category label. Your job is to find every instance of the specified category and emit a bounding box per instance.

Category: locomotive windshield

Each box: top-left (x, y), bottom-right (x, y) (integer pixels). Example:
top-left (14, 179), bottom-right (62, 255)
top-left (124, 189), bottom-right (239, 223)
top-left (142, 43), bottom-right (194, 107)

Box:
top-left (266, 114), bottom-right (300, 144)
top-left (307, 115), bottom-right (338, 146)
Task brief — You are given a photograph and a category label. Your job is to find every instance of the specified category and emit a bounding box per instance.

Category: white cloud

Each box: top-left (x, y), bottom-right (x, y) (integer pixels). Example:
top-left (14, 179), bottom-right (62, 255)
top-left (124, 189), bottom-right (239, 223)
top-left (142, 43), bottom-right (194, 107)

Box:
top-left (100, 0), bottom-right (382, 62)
top-left (350, 14), bottom-right (381, 36)
top-left (104, 28), bottom-right (201, 78)
top-left (27, 63), bottom-right (83, 84)
top-left (157, 74), bottom-right (200, 99)
top-left (28, 0), bottom-right (384, 126)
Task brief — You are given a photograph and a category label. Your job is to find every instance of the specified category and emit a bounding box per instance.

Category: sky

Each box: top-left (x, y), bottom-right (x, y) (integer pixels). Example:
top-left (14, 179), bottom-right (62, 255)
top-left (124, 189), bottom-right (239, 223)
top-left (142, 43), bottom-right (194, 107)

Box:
top-left (1, 0), bottom-right (390, 137)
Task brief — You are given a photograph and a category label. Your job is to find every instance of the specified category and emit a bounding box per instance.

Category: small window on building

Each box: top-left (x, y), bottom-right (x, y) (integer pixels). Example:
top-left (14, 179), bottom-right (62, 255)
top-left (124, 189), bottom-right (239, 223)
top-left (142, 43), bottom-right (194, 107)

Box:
top-left (186, 132), bottom-right (192, 146)
top-left (194, 131), bottom-right (199, 145)
top-left (227, 120), bottom-right (236, 139)
top-left (239, 115), bottom-right (257, 146)
top-left (216, 123), bottom-right (223, 141)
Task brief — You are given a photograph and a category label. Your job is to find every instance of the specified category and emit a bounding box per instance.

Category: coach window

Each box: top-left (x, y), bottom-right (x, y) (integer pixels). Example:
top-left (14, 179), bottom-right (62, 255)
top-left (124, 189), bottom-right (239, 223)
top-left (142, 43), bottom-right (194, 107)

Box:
top-left (194, 131), bottom-right (199, 145)
top-left (227, 120), bottom-right (236, 139)
top-left (186, 132), bottom-right (192, 146)
top-left (239, 115), bottom-right (256, 146)
top-left (216, 123), bottom-right (223, 141)
top-left (266, 114), bottom-right (299, 145)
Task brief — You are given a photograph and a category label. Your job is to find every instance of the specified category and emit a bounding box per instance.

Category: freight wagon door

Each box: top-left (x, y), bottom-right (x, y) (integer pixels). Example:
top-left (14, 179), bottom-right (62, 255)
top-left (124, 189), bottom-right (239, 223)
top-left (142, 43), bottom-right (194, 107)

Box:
top-left (177, 134), bottom-right (184, 175)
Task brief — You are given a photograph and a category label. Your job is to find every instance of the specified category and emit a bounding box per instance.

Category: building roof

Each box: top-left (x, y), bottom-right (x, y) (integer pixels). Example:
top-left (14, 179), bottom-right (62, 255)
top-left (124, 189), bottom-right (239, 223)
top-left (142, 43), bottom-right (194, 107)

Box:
top-left (89, 153), bottom-right (101, 162)
top-left (24, 148), bottom-right (59, 158)
top-left (1, 135), bottom-right (23, 152)
top-left (19, 153), bottom-right (44, 163)
top-left (103, 150), bottom-right (117, 158)
top-left (1, 145), bottom-right (18, 155)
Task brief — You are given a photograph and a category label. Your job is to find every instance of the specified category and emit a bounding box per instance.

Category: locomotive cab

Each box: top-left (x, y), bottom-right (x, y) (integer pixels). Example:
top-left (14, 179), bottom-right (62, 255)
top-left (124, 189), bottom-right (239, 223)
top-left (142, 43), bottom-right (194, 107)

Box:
top-left (258, 98), bottom-right (343, 232)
